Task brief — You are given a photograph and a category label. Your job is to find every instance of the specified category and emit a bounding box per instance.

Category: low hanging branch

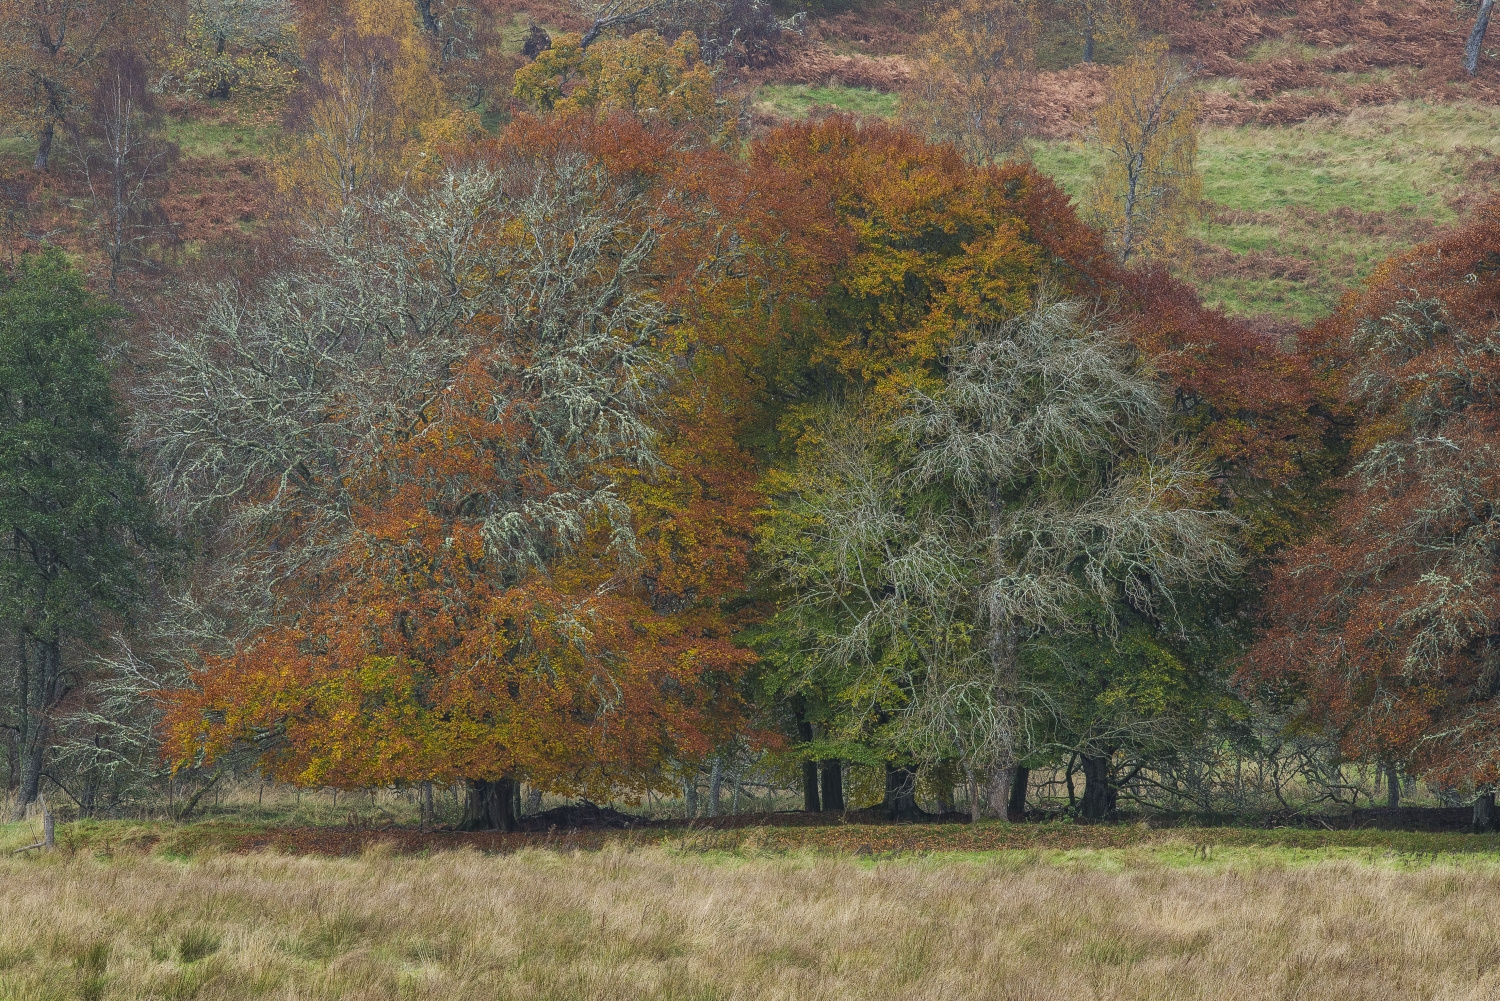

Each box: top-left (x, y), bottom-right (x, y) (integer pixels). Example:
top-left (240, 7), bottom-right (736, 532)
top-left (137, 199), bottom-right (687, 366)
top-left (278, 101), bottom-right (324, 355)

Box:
top-left (579, 0), bottom-right (664, 47)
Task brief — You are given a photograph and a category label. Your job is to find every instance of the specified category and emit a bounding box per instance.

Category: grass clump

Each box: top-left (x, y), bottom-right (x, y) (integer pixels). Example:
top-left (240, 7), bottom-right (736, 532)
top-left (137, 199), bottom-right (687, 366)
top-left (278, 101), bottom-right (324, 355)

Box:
top-left (165, 115), bottom-right (279, 159)
top-left (754, 83), bottom-right (901, 119)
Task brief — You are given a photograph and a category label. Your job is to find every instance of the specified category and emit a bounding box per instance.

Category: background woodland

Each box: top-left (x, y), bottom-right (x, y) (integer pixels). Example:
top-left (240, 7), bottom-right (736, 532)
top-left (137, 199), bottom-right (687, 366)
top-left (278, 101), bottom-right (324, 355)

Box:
top-left (4, 0), bottom-right (1500, 834)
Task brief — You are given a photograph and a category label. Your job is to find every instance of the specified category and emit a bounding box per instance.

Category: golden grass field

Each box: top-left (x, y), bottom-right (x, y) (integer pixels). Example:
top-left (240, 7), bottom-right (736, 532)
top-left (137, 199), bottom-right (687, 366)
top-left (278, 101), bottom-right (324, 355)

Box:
top-left (5, 831), bottom-right (1500, 1000)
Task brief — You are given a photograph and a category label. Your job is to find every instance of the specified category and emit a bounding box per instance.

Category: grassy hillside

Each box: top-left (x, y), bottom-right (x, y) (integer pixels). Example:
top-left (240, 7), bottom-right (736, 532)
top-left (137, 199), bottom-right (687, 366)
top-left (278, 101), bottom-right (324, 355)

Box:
top-left (1033, 101), bottom-right (1500, 323)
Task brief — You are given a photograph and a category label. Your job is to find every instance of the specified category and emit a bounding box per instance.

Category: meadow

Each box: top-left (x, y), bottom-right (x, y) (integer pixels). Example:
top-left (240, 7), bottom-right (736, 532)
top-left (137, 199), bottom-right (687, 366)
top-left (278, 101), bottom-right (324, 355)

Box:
top-left (4, 820), bottom-right (1500, 1001)
top-left (752, 86), bottom-right (1500, 325)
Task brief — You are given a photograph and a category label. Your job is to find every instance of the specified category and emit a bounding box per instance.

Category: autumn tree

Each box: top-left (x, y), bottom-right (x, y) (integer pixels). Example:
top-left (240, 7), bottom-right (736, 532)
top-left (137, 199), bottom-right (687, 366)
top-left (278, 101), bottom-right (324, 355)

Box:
top-left (67, 48), bottom-right (178, 293)
top-left (0, 0), bottom-right (127, 169)
top-left (142, 116), bottom-right (769, 829)
top-left (1049, 0), bottom-right (1133, 63)
top-left (901, 0), bottom-right (1036, 165)
top-left (748, 116), bottom-right (1328, 818)
top-left (1248, 206), bottom-right (1500, 826)
top-left (512, 28), bottom-right (717, 130)
top-left (162, 0), bottom-right (296, 100)
top-left (0, 250), bottom-right (157, 820)
top-left (276, 0), bottom-right (479, 217)
top-left (1085, 40), bottom-right (1201, 269)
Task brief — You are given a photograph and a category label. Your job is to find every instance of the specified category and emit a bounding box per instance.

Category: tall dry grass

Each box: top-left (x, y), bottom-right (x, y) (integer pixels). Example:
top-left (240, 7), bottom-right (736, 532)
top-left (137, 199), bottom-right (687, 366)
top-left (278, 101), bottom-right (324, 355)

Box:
top-left (3, 845), bottom-right (1499, 1000)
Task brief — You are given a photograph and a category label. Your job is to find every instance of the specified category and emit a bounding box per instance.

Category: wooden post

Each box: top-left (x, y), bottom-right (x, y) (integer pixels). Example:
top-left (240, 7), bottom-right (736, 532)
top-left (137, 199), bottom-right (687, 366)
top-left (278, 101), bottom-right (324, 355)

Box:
top-left (39, 792), bottom-right (54, 849)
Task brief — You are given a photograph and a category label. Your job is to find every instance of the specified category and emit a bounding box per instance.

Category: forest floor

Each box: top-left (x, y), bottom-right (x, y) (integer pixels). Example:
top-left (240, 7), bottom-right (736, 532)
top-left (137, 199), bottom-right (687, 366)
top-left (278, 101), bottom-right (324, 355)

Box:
top-left (4, 817), bottom-right (1500, 1000)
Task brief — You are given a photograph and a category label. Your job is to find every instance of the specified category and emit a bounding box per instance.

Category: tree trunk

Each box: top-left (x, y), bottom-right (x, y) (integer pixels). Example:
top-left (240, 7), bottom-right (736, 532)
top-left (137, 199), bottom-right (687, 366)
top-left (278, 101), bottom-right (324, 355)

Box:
top-left (982, 762), bottom-right (1012, 819)
top-left (1082, 10), bottom-right (1096, 63)
top-left (684, 777), bottom-right (698, 819)
top-left (708, 757), bottom-right (722, 817)
top-left (523, 785), bottom-right (542, 816)
top-left (34, 120), bottom-right (55, 171)
top-left (801, 761), bottom-right (821, 812)
top-left (1078, 753), bottom-right (1117, 821)
top-left (1007, 764), bottom-right (1029, 822)
top-left (420, 781), bottom-right (435, 828)
top-left (1475, 791), bottom-right (1497, 832)
top-left (1467, 0), bottom-right (1496, 75)
top-left (796, 715), bottom-right (820, 812)
top-left (415, 0), bottom-right (440, 35)
top-left (884, 763), bottom-right (922, 821)
top-left (1384, 762), bottom-right (1400, 810)
top-left (819, 759), bottom-right (844, 812)
top-left (10, 730), bottom-right (45, 822)
top-left (459, 778), bottom-right (519, 831)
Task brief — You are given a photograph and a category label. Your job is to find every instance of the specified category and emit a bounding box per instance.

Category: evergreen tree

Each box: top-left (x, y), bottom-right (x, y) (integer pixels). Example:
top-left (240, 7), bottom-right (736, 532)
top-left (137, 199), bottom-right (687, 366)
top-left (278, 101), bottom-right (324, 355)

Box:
top-left (0, 249), bottom-right (156, 818)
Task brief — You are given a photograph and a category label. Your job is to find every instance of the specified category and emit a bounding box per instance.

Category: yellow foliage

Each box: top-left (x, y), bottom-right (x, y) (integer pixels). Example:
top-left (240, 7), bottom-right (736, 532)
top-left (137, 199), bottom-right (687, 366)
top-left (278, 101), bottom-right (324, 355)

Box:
top-left (346, 0), bottom-right (446, 126)
top-left (163, 0), bottom-right (298, 101)
top-left (1084, 39), bottom-right (1201, 268)
top-left (274, 0), bottom-right (476, 214)
top-left (901, 0), bottom-right (1037, 164)
top-left (1053, 0), bottom-right (1136, 62)
top-left (512, 30), bottom-right (717, 128)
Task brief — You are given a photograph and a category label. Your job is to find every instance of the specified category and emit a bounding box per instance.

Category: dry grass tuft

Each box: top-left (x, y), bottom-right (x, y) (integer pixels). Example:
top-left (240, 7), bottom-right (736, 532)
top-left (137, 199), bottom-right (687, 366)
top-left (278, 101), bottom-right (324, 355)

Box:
top-left (5, 844), bottom-right (1500, 999)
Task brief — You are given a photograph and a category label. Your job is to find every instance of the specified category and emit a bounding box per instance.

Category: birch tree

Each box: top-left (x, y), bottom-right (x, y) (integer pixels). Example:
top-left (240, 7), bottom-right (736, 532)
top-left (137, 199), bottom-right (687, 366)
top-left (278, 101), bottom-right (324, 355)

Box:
top-left (1085, 40), bottom-right (1201, 269)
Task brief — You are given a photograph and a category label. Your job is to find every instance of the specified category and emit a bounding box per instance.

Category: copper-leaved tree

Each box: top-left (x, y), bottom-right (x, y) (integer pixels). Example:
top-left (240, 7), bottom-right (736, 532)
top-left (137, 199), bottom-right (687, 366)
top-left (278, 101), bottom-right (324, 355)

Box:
top-left (1248, 206), bottom-right (1500, 827)
top-left (137, 118), bottom-right (753, 829)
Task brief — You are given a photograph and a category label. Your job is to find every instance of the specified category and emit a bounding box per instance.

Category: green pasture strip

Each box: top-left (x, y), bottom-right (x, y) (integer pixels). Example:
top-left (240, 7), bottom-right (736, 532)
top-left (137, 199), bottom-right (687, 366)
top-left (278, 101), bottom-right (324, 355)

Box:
top-left (166, 115), bottom-right (280, 159)
top-left (1030, 101), bottom-right (1500, 323)
top-left (754, 83), bottom-right (902, 120)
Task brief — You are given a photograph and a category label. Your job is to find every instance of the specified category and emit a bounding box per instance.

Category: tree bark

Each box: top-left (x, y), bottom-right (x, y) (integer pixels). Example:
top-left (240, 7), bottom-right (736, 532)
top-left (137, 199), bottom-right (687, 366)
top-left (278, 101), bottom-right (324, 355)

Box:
top-left (1078, 753), bottom-right (1117, 821)
top-left (983, 762), bottom-right (1012, 819)
top-left (1384, 762), bottom-right (1400, 809)
top-left (1467, 0), bottom-right (1496, 75)
top-left (684, 777), bottom-right (698, 819)
top-left (819, 759), bottom-right (844, 812)
top-left (796, 715), bottom-right (820, 812)
top-left (884, 763), bottom-right (923, 821)
top-left (420, 781), bottom-right (435, 828)
top-left (1475, 790), bottom-right (1497, 832)
top-left (415, 0), bottom-right (440, 35)
top-left (34, 120), bottom-right (55, 171)
top-left (708, 757), bottom-right (722, 817)
top-left (1007, 764), bottom-right (1029, 822)
top-left (459, 778), bottom-right (519, 831)
top-left (11, 728), bottom-right (45, 822)
top-left (1081, 9), bottom-right (1096, 63)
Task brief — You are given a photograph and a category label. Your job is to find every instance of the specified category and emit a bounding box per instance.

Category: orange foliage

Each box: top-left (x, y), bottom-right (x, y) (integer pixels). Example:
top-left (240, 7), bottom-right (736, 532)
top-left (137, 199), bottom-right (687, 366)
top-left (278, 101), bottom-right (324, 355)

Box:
top-left (756, 116), bottom-right (1326, 502)
top-left (159, 113), bottom-right (847, 796)
top-left (1246, 204), bottom-right (1500, 785)
top-left (163, 109), bottom-right (1331, 797)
